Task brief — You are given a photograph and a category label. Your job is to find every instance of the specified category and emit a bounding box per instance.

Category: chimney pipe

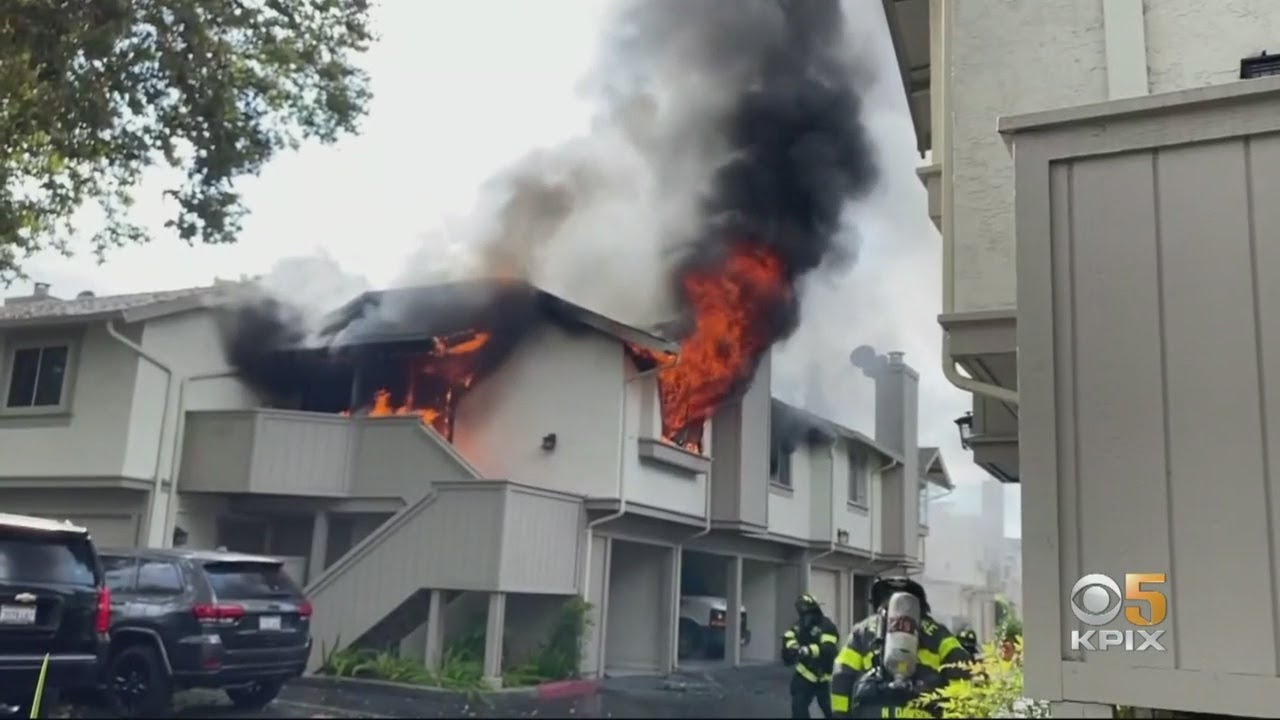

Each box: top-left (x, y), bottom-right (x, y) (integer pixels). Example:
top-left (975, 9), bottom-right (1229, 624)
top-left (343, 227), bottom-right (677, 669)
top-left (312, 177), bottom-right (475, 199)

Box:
top-left (33, 282), bottom-right (50, 298)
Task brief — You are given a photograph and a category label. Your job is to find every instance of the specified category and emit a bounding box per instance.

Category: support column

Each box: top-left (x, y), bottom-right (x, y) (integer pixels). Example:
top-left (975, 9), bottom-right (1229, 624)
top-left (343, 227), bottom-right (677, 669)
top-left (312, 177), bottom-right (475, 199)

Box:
top-left (424, 590), bottom-right (445, 671)
top-left (1050, 701), bottom-right (1115, 719)
top-left (665, 546), bottom-right (682, 673)
top-left (307, 511), bottom-right (329, 585)
top-left (724, 555), bottom-right (743, 667)
top-left (483, 592), bottom-right (506, 687)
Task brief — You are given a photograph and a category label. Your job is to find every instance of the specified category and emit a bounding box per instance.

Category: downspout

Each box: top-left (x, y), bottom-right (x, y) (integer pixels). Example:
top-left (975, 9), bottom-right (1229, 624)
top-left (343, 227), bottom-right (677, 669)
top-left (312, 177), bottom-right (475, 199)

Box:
top-left (936, 0), bottom-right (1018, 408)
top-left (105, 320), bottom-right (174, 547)
top-left (580, 359), bottom-right (671, 599)
top-left (162, 369), bottom-right (238, 547)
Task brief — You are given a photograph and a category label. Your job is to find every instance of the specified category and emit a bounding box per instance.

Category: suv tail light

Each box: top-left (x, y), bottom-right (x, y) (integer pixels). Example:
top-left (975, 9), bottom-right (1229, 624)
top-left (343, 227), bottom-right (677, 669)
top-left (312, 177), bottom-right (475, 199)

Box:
top-left (193, 603), bottom-right (245, 624)
top-left (95, 586), bottom-right (111, 634)
top-left (298, 600), bottom-right (313, 619)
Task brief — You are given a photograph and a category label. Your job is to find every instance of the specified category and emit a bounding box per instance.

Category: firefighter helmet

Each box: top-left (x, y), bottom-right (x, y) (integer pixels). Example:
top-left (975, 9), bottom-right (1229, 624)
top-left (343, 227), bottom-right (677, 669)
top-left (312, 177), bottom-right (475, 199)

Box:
top-left (869, 576), bottom-right (930, 613)
top-left (795, 593), bottom-right (821, 616)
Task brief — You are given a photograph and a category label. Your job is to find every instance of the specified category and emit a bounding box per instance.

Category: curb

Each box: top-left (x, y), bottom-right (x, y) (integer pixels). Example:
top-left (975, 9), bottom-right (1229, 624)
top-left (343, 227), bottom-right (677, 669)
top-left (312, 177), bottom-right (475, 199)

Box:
top-left (534, 678), bottom-right (600, 701)
top-left (295, 673), bottom-right (599, 701)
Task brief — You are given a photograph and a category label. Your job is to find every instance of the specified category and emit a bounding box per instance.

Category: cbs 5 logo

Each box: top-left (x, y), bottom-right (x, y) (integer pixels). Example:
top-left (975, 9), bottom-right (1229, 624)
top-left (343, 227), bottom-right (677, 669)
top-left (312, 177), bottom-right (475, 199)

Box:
top-left (1069, 573), bottom-right (1168, 627)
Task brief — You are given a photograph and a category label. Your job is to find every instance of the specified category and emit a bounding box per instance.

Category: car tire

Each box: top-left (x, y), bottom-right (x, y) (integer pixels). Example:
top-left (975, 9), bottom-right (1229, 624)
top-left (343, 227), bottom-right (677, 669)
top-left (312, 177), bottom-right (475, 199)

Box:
top-left (225, 679), bottom-right (284, 711)
top-left (106, 644), bottom-right (173, 719)
top-left (678, 619), bottom-right (704, 660)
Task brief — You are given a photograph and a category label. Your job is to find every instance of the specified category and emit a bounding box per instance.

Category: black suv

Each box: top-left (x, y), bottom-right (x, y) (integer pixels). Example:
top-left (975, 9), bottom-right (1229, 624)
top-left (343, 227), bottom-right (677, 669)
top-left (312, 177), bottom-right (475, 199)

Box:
top-left (96, 548), bottom-right (312, 717)
top-left (0, 513), bottom-right (110, 717)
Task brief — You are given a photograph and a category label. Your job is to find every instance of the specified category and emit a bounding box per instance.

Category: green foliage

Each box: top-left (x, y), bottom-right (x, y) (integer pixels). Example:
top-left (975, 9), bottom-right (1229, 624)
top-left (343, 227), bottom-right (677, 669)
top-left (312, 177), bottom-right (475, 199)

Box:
top-left (505, 597), bottom-right (593, 687)
top-left (0, 0), bottom-right (374, 282)
top-left (319, 644), bottom-right (488, 692)
top-left (909, 636), bottom-right (1050, 719)
top-left (995, 597), bottom-right (1023, 642)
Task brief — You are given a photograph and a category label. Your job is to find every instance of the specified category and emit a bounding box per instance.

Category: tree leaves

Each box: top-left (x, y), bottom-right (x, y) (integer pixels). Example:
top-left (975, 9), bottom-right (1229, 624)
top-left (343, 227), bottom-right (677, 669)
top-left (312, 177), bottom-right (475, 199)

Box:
top-left (0, 0), bottom-right (374, 283)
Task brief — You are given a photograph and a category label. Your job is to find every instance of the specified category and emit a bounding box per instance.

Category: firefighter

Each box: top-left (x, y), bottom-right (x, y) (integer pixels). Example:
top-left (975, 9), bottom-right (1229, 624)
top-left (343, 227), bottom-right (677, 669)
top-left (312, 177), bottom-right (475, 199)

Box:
top-left (956, 627), bottom-right (981, 660)
top-left (830, 577), bottom-right (971, 718)
top-left (781, 593), bottom-right (841, 719)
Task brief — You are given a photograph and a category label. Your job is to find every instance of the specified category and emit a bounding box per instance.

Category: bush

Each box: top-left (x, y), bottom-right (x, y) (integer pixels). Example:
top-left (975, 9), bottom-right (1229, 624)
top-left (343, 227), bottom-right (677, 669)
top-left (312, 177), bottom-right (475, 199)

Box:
top-left (505, 597), bottom-right (593, 687)
top-left (319, 638), bottom-right (488, 692)
top-left (909, 636), bottom-right (1050, 719)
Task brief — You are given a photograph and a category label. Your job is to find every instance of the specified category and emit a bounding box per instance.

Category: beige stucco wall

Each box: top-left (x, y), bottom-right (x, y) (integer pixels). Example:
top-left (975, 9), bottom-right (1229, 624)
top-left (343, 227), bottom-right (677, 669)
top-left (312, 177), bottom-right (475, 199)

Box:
top-left (940, 0), bottom-right (1280, 313)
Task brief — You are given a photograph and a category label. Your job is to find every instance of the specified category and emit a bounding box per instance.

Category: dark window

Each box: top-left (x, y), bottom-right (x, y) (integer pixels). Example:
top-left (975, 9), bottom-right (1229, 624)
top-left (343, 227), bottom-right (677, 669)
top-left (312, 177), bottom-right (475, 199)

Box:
top-left (0, 531), bottom-right (95, 586)
top-left (5, 345), bottom-right (69, 408)
top-left (849, 451), bottom-right (869, 506)
top-left (101, 555), bottom-right (138, 592)
top-left (771, 452), bottom-right (793, 488)
top-left (203, 562), bottom-right (300, 600)
top-left (137, 561), bottom-right (184, 594)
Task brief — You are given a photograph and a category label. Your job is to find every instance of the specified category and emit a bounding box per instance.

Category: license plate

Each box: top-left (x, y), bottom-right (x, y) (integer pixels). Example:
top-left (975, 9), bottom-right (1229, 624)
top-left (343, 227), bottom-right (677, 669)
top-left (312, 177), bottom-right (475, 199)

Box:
top-left (259, 615), bottom-right (282, 631)
top-left (0, 605), bottom-right (36, 625)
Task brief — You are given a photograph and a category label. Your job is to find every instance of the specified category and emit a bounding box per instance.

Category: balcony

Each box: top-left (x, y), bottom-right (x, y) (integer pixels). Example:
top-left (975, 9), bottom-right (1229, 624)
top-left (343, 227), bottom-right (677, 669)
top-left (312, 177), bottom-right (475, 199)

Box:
top-left (179, 409), bottom-right (478, 500)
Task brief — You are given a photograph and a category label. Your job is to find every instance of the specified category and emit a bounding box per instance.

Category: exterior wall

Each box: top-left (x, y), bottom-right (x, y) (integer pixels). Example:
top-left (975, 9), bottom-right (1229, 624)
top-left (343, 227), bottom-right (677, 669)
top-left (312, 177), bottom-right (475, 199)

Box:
top-left (0, 323), bottom-right (139, 478)
top-left (0, 488), bottom-right (145, 547)
top-left (622, 364), bottom-right (709, 518)
top-left (939, 0), bottom-right (1280, 313)
top-left (710, 357), bottom-right (771, 530)
top-left (1010, 80), bottom-right (1280, 715)
top-left (831, 441), bottom-right (876, 551)
top-left (453, 323), bottom-right (627, 498)
top-left (768, 444), bottom-right (814, 542)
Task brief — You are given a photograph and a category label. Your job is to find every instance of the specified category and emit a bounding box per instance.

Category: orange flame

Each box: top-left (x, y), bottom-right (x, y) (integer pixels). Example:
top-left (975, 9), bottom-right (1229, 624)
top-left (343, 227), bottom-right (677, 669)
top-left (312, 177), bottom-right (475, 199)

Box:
top-left (341, 330), bottom-right (491, 441)
top-left (631, 242), bottom-right (792, 454)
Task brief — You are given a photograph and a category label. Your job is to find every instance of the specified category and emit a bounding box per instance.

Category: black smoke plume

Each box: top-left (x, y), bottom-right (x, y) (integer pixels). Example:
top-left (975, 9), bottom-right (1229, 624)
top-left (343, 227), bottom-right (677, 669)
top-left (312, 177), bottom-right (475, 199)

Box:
top-left (218, 0), bottom-right (883, 415)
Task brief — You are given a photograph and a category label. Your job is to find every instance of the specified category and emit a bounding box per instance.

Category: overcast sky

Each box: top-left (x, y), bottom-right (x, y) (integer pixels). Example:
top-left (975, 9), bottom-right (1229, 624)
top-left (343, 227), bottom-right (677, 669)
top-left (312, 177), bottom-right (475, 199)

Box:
top-left (13, 0), bottom-right (1020, 537)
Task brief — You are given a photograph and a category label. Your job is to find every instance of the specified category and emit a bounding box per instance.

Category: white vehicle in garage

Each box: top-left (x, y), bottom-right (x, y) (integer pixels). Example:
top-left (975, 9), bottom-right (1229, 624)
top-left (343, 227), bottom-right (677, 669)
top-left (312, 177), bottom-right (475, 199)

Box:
top-left (678, 595), bottom-right (750, 660)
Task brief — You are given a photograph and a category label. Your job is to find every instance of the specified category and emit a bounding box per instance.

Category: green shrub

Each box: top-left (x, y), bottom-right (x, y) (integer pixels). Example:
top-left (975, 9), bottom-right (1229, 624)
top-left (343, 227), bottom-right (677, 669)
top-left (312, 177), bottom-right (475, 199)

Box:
top-left (319, 640), bottom-right (488, 692)
top-left (505, 597), bottom-right (593, 687)
top-left (909, 636), bottom-right (1050, 719)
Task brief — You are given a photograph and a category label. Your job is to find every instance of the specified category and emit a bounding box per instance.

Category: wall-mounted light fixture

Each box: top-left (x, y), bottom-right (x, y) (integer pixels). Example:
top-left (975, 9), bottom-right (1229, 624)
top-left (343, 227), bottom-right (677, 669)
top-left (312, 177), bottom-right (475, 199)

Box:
top-left (1241, 51), bottom-right (1280, 79)
top-left (541, 433), bottom-right (557, 452)
top-left (836, 529), bottom-right (850, 545)
top-left (954, 411), bottom-right (974, 450)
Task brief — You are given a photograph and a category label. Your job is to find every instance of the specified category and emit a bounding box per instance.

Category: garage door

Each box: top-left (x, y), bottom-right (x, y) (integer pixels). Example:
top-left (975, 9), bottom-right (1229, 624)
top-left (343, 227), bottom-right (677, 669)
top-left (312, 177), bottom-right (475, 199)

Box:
top-left (65, 516), bottom-right (139, 548)
top-left (809, 568), bottom-right (842, 634)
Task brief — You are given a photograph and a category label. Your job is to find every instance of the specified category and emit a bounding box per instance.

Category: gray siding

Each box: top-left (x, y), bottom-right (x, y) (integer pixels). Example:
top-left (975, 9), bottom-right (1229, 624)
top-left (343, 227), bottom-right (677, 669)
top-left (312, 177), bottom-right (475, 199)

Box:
top-left (304, 481), bottom-right (583, 669)
top-left (180, 411), bottom-right (476, 499)
top-left (711, 356), bottom-right (771, 530)
top-left (1009, 79), bottom-right (1280, 714)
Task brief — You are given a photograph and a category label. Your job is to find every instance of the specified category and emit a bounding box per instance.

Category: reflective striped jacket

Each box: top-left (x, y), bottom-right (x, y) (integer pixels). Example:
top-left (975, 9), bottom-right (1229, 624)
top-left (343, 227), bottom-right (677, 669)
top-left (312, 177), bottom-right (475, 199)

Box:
top-left (829, 612), bottom-right (971, 717)
top-left (781, 616), bottom-right (841, 683)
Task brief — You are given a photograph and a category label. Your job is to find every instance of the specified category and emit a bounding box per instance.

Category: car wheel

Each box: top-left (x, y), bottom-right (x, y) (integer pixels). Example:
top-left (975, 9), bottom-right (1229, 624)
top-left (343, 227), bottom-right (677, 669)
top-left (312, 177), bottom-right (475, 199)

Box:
top-left (106, 644), bottom-right (173, 719)
top-left (225, 679), bottom-right (284, 711)
top-left (678, 619), bottom-right (704, 660)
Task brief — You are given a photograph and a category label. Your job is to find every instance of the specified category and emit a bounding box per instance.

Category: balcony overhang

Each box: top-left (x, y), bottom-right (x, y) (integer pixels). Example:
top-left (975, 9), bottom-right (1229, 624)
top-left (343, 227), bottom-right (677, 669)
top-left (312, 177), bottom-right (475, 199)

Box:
top-left (882, 0), bottom-right (932, 156)
top-left (940, 309), bottom-right (1020, 483)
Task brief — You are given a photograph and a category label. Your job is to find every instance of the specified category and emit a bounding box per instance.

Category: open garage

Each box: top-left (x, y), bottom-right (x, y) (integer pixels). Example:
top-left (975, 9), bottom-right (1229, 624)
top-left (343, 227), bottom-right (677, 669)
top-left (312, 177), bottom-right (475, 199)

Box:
top-left (604, 539), bottom-right (676, 674)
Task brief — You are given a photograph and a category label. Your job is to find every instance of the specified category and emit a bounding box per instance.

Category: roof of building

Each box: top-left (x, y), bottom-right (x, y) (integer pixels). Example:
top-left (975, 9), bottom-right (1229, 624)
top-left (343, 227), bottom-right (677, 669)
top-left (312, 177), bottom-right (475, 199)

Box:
top-left (299, 280), bottom-right (679, 354)
top-left (0, 284), bottom-right (223, 328)
top-left (919, 446), bottom-right (955, 489)
top-left (0, 279), bottom-right (679, 354)
top-left (770, 398), bottom-right (904, 463)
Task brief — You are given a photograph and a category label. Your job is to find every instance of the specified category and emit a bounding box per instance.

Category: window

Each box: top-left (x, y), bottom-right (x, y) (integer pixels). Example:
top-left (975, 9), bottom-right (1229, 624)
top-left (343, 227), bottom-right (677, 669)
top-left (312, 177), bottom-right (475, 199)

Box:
top-left (137, 561), bottom-right (184, 594)
top-left (771, 450), bottom-right (793, 488)
top-left (5, 344), bottom-right (70, 410)
top-left (101, 555), bottom-right (138, 593)
top-left (0, 531), bottom-right (96, 586)
top-left (203, 561), bottom-right (301, 600)
top-left (848, 451), bottom-right (869, 507)
top-left (919, 483), bottom-right (930, 526)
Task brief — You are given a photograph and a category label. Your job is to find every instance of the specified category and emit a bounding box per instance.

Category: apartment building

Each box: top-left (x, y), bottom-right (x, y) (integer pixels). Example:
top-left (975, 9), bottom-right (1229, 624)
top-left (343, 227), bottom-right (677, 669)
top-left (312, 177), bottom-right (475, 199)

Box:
top-left (884, 0), bottom-right (1280, 715)
top-left (0, 280), bottom-right (945, 683)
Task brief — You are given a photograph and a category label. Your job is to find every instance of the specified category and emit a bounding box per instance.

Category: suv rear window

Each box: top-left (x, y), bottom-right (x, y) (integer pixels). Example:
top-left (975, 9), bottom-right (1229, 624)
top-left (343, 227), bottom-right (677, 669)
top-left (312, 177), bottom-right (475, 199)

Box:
top-left (0, 531), bottom-right (96, 586)
top-left (203, 562), bottom-right (299, 599)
